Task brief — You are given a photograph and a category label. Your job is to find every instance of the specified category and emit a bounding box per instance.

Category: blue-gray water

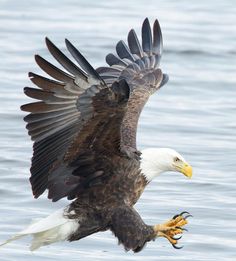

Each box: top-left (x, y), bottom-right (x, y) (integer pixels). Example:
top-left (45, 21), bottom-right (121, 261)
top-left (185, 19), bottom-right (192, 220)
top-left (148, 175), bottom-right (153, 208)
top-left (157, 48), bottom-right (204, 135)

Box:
top-left (0, 0), bottom-right (235, 260)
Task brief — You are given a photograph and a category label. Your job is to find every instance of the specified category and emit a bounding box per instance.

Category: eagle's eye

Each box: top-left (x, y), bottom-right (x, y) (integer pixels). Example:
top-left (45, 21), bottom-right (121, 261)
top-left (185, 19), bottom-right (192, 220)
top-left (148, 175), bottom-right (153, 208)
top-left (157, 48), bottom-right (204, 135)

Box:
top-left (174, 157), bottom-right (180, 162)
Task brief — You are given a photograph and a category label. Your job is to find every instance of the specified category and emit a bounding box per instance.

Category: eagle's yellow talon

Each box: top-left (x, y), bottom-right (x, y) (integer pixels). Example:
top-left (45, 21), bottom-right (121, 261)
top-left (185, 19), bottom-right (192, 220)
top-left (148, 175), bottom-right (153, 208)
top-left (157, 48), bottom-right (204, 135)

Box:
top-left (153, 212), bottom-right (190, 247)
top-left (169, 228), bottom-right (182, 236)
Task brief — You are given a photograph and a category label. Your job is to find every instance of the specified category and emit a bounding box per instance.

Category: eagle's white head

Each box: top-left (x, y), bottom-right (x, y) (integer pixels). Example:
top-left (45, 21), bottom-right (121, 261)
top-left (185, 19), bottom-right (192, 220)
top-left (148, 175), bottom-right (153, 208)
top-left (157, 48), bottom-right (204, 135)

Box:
top-left (140, 148), bottom-right (192, 182)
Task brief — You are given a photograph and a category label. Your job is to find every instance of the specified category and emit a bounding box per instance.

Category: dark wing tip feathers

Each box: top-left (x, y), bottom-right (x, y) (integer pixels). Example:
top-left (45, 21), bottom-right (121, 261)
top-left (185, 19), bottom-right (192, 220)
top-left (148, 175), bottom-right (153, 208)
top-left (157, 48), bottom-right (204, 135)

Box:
top-left (115, 18), bottom-right (162, 65)
top-left (20, 104), bottom-right (27, 112)
top-left (142, 18), bottom-right (152, 55)
top-left (116, 40), bottom-right (135, 62)
top-left (45, 37), bottom-right (55, 49)
top-left (160, 73), bottom-right (169, 87)
top-left (44, 37), bottom-right (104, 84)
top-left (65, 38), bottom-right (105, 83)
top-left (128, 29), bottom-right (143, 57)
top-left (153, 19), bottom-right (163, 55)
top-left (45, 37), bottom-right (53, 52)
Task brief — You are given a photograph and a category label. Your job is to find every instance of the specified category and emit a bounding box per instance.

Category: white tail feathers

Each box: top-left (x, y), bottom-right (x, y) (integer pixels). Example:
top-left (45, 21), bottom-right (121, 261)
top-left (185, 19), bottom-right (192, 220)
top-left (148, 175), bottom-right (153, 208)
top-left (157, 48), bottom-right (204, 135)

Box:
top-left (0, 207), bottom-right (79, 251)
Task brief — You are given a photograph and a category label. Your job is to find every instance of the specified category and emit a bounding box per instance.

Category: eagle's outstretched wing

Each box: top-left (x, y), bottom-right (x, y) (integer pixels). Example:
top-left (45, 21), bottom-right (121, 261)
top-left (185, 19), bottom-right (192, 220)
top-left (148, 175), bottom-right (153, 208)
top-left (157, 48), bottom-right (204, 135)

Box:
top-left (21, 18), bottom-right (167, 202)
top-left (21, 38), bottom-right (130, 201)
top-left (97, 18), bottom-right (168, 148)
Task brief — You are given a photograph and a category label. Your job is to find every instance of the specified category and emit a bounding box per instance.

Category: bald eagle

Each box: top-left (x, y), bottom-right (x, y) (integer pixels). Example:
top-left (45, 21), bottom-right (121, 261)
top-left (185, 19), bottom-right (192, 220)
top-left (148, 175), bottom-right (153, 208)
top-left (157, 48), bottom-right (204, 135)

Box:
top-left (1, 18), bottom-right (192, 252)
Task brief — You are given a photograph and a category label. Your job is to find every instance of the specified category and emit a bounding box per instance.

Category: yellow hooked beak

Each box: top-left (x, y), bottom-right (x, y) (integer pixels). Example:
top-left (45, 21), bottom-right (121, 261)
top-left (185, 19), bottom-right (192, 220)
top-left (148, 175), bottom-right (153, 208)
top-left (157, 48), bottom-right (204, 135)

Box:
top-left (180, 162), bottom-right (193, 178)
top-left (174, 161), bottom-right (193, 178)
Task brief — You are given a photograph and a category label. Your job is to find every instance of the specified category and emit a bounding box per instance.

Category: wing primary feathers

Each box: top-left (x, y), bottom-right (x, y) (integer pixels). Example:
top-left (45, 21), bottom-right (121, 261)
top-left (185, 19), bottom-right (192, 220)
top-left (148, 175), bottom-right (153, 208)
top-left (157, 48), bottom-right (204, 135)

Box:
top-left (142, 18), bottom-right (152, 55)
top-left (24, 87), bottom-right (76, 104)
top-left (153, 19), bottom-right (163, 55)
top-left (65, 39), bottom-right (105, 84)
top-left (25, 114), bottom-right (76, 132)
top-left (24, 87), bottom-right (53, 101)
top-left (106, 53), bottom-right (128, 66)
top-left (116, 40), bottom-right (135, 62)
top-left (128, 29), bottom-right (143, 57)
top-left (35, 55), bottom-right (74, 82)
top-left (23, 109), bottom-right (76, 123)
top-left (28, 72), bottom-right (65, 91)
top-left (45, 37), bottom-right (87, 81)
top-left (21, 102), bottom-right (74, 113)
top-left (160, 73), bottom-right (169, 87)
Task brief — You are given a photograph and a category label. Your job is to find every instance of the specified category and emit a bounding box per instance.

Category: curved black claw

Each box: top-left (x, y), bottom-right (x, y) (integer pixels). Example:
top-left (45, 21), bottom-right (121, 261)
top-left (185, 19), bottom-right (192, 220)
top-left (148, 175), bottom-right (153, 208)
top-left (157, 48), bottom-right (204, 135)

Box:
top-left (176, 226), bottom-right (188, 232)
top-left (172, 244), bottom-right (184, 249)
top-left (184, 214), bottom-right (193, 219)
top-left (173, 211), bottom-right (191, 220)
top-left (173, 235), bottom-right (182, 240)
top-left (173, 214), bottom-right (179, 219)
top-left (180, 211), bottom-right (190, 216)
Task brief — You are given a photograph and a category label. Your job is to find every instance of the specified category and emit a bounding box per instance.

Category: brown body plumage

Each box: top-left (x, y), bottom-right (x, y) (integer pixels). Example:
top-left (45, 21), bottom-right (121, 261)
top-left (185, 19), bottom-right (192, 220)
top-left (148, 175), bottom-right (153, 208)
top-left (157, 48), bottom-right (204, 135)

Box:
top-left (67, 163), bottom-right (149, 252)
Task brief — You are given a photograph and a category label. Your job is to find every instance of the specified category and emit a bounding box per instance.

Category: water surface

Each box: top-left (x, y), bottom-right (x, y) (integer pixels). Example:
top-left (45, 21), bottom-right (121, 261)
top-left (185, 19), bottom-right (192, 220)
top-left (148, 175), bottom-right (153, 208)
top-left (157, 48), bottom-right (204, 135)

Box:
top-left (0, 0), bottom-right (236, 260)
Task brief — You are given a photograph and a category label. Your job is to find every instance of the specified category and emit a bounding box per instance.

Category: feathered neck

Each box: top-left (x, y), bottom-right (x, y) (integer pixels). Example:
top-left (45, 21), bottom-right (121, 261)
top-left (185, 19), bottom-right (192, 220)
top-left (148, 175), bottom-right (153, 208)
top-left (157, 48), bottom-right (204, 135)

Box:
top-left (140, 148), bottom-right (180, 182)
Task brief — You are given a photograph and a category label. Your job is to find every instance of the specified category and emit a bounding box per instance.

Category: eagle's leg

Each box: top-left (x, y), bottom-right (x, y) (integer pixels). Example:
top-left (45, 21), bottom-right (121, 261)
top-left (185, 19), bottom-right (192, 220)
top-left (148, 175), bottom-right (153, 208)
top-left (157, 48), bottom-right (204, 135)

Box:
top-left (153, 212), bottom-right (191, 248)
